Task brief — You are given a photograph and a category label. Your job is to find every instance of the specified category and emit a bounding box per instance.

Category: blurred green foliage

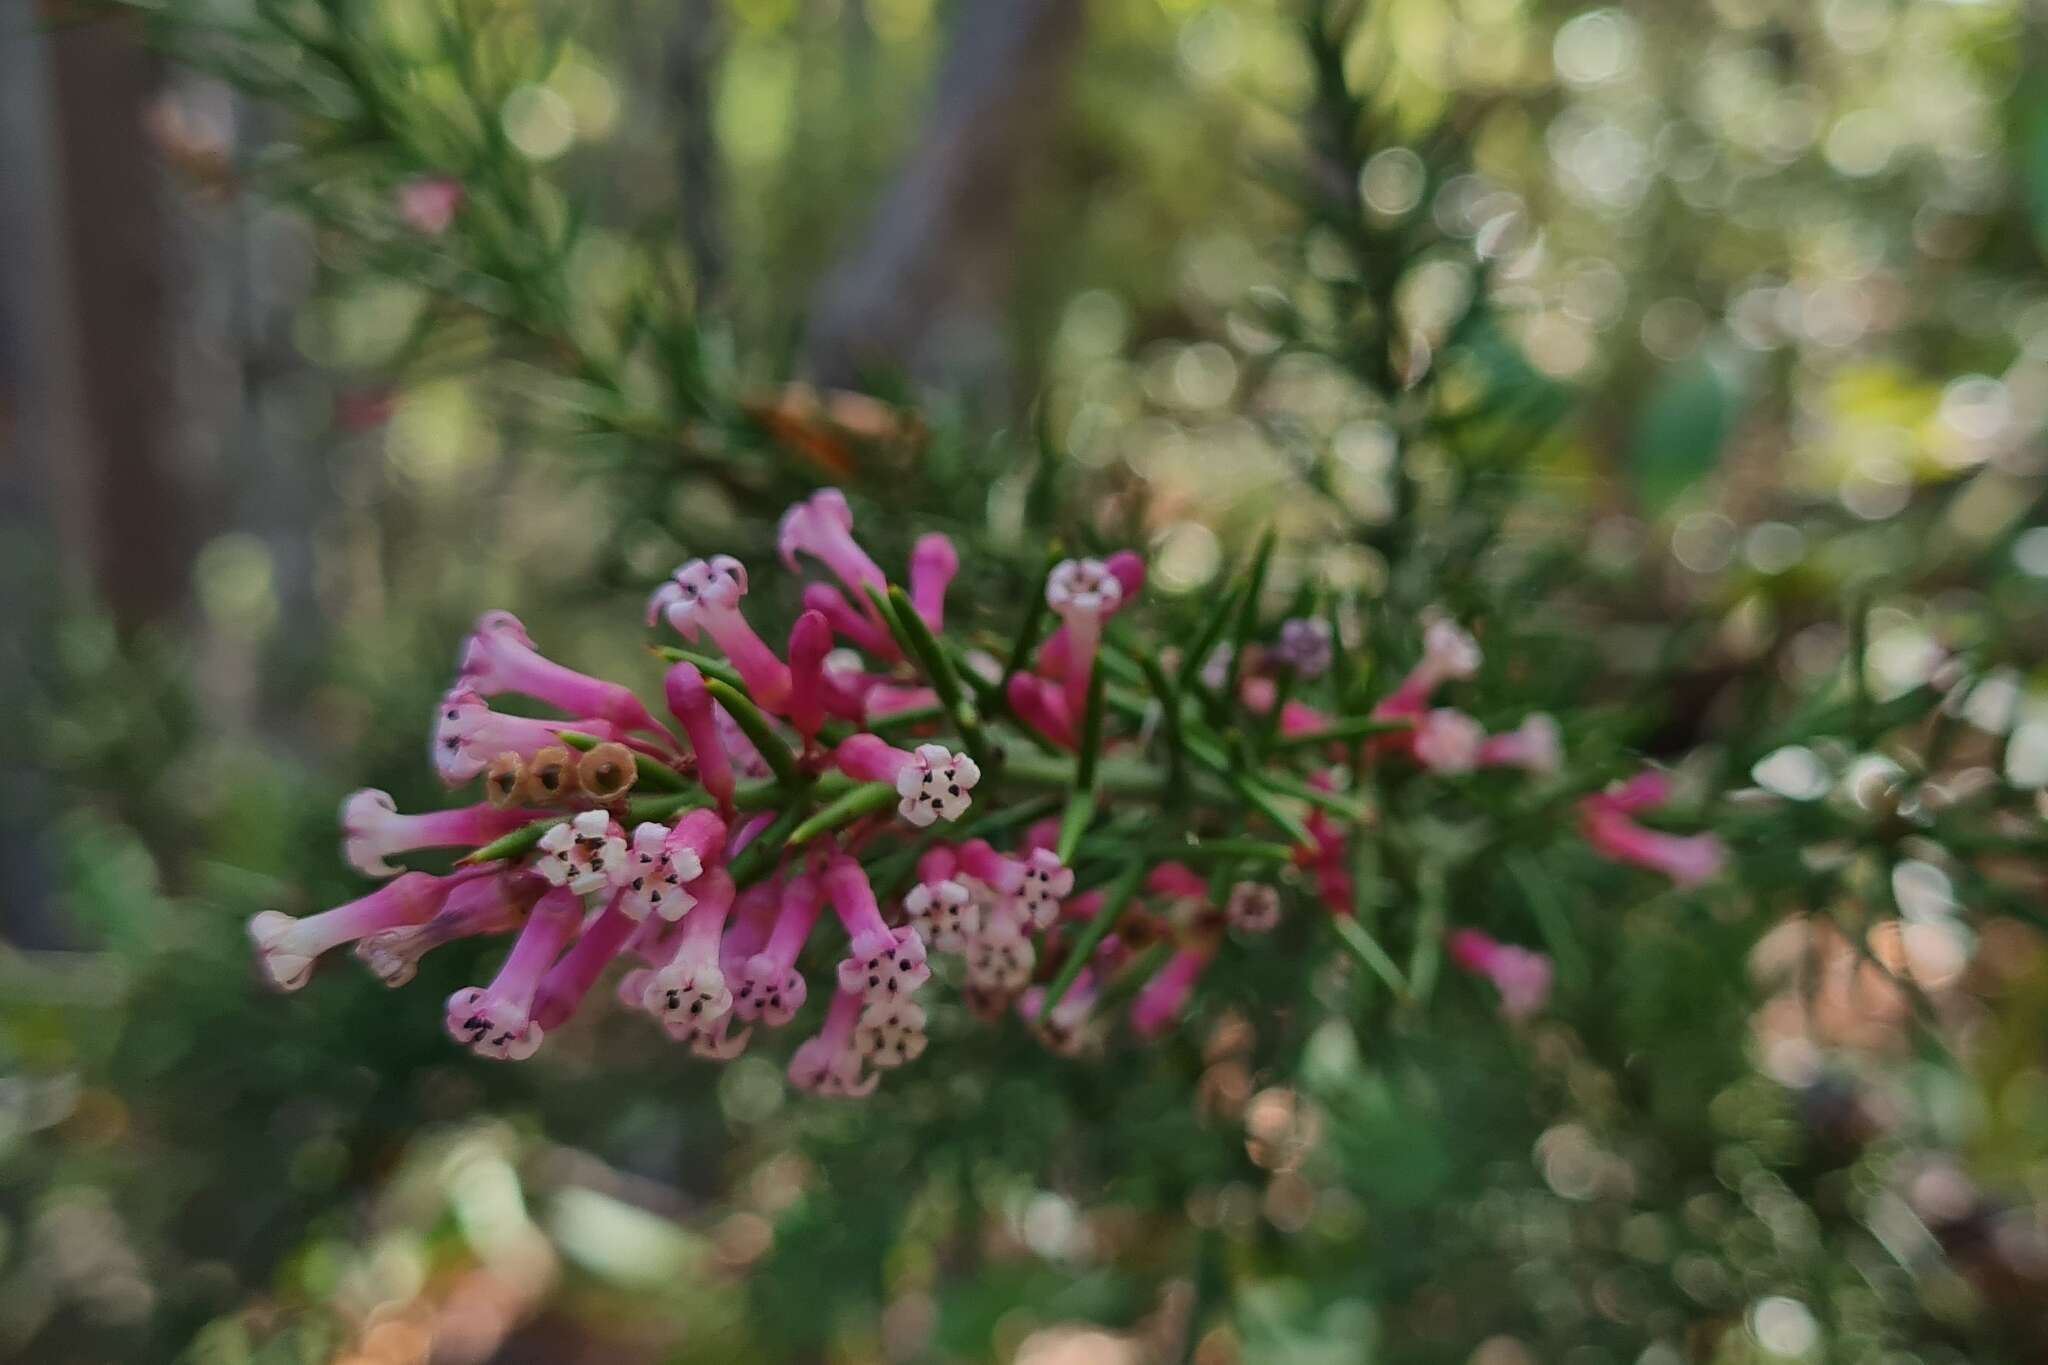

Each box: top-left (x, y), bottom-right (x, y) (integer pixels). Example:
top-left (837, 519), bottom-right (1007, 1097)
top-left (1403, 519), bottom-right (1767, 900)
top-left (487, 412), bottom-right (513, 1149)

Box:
top-left (11, 0), bottom-right (2048, 1362)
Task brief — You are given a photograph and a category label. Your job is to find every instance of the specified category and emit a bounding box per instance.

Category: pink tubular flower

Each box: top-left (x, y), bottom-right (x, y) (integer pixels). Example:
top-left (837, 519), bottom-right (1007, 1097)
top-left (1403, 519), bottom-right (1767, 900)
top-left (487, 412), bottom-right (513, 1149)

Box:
top-left (648, 557), bottom-right (791, 709)
top-left (1579, 771), bottom-right (1727, 888)
top-left (1020, 971), bottom-right (1099, 1055)
top-left (396, 175), bottom-right (463, 235)
top-left (664, 663), bottom-right (735, 809)
top-left (642, 868), bottom-right (740, 1030)
top-left (1380, 618), bottom-right (1482, 718)
top-left (1477, 714), bottom-right (1562, 776)
top-left (340, 789), bottom-right (535, 877)
top-left (1038, 551), bottom-right (1145, 681)
top-left (443, 884), bottom-right (583, 1060)
top-left (784, 610), bottom-right (835, 745)
top-left (825, 852), bottom-right (930, 1004)
top-left (1595, 770), bottom-right (1673, 815)
top-left (1006, 672), bottom-right (1076, 749)
top-left (1582, 808), bottom-right (1727, 887)
top-left (432, 688), bottom-right (618, 787)
top-left (1131, 944), bottom-right (1213, 1039)
top-left (864, 683), bottom-right (941, 720)
top-left (903, 846), bottom-right (978, 953)
top-left (620, 808), bottom-right (726, 922)
top-left (788, 987), bottom-right (877, 1098)
top-left (733, 872), bottom-right (826, 1026)
top-left (958, 840), bottom-right (1073, 932)
top-left (803, 583), bottom-right (897, 658)
top-left (1449, 929), bottom-right (1554, 1020)
top-left (533, 891), bottom-right (642, 1031)
top-left (1045, 556), bottom-right (1125, 717)
top-left (1225, 881), bottom-right (1282, 934)
top-left (908, 533), bottom-right (959, 632)
top-left (357, 873), bottom-right (536, 988)
top-left (833, 734), bottom-right (980, 826)
top-left (457, 611), bottom-right (670, 739)
top-left (1412, 709), bottom-right (1484, 774)
top-left (534, 810), bottom-right (630, 897)
top-left (249, 870), bottom-right (474, 991)
top-left (778, 488), bottom-right (887, 612)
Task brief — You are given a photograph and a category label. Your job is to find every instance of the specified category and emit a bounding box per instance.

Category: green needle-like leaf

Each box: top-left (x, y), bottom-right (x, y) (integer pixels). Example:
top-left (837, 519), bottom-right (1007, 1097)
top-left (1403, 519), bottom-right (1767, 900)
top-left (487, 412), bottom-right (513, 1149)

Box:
top-left (1039, 859), bottom-right (1145, 1014)
top-left (703, 678), bottom-right (802, 787)
top-left (1056, 789), bottom-right (1098, 865)
top-left (1330, 914), bottom-right (1411, 1001)
top-left (650, 644), bottom-right (744, 691)
top-left (786, 782), bottom-right (898, 847)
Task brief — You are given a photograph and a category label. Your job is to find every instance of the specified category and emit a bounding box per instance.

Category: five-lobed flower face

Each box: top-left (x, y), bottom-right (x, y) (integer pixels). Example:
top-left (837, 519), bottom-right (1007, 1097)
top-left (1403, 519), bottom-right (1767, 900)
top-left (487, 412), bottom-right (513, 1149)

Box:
top-left (1225, 881), bottom-right (1282, 935)
top-left (1006, 850), bottom-right (1074, 932)
top-left (904, 878), bottom-right (978, 953)
top-left (535, 810), bottom-right (629, 897)
top-left (648, 555), bottom-right (749, 637)
top-left (445, 987), bottom-right (543, 1061)
top-left (621, 822), bottom-right (703, 922)
top-left (1046, 557), bottom-right (1123, 620)
top-left (894, 744), bottom-right (981, 826)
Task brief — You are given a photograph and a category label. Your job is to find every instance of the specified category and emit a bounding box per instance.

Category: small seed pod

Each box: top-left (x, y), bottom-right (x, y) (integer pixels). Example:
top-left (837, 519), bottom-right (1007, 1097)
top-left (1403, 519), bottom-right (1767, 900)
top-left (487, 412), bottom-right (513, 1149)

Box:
top-left (577, 742), bottom-right (639, 802)
top-left (484, 752), bottom-right (526, 807)
top-left (518, 745), bottom-right (580, 805)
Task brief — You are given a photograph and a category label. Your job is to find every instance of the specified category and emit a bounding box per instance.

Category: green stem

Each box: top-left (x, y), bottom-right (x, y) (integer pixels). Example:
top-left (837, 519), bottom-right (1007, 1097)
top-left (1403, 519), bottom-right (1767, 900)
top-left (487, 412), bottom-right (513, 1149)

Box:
top-left (1039, 859), bottom-right (1146, 1013)
top-left (786, 782), bottom-right (898, 848)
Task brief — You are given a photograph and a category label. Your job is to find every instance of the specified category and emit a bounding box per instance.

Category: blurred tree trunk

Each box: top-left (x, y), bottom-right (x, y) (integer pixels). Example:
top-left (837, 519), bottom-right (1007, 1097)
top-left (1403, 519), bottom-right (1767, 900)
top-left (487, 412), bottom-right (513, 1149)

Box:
top-left (667, 1), bottom-right (727, 307)
top-left (803, 0), bottom-right (1083, 408)
top-left (0, 17), bottom-right (91, 948)
top-left (43, 18), bottom-right (194, 633)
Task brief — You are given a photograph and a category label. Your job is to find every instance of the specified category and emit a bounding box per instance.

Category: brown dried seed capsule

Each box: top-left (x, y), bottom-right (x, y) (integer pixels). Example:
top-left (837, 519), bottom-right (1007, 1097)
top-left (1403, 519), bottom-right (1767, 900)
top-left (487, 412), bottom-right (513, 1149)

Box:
top-left (577, 742), bottom-right (639, 801)
top-left (484, 752), bottom-right (526, 807)
top-left (518, 745), bottom-right (580, 805)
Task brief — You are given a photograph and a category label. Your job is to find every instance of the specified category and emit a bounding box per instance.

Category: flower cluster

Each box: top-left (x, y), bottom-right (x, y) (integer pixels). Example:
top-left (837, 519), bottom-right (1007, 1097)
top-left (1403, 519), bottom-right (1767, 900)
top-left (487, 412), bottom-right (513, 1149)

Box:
top-left (252, 489), bottom-right (1732, 1094)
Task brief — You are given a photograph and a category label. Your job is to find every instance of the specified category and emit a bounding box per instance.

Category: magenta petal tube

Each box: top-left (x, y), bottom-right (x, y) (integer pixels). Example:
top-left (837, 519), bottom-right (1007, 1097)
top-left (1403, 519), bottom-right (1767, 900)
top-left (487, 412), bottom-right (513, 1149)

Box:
top-left (803, 583), bottom-right (898, 658)
top-left (1131, 945), bottom-right (1212, 1039)
top-left (249, 871), bottom-right (465, 991)
top-left (786, 610), bottom-right (834, 742)
top-left (665, 663), bottom-right (735, 809)
top-left (459, 611), bottom-right (671, 738)
top-left (533, 892), bottom-right (641, 1030)
top-left (908, 533), bottom-right (959, 632)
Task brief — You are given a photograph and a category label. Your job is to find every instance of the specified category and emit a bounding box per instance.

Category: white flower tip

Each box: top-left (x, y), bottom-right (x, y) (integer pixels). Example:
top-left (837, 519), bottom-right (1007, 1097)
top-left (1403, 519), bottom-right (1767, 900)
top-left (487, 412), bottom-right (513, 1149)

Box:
top-left (341, 787), bottom-right (397, 829)
top-left (1424, 619), bottom-right (1482, 679)
top-left (1045, 558), bottom-right (1123, 619)
top-left (1521, 715), bottom-right (1563, 773)
top-left (856, 1000), bottom-right (929, 1069)
top-left (895, 746), bottom-right (979, 825)
top-left (249, 911), bottom-right (314, 991)
top-left (1225, 881), bottom-right (1282, 934)
top-left (1416, 710), bottom-right (1483, 773)
top-left (645, 960), bottom-right (733, 1023)
top-left (670, 848), bottom-right (706, 885)
top-left (342, 836), bottom-right (398, 880)
top-left (474, 610), bottom-right (532, 646)
top-left (646, 580), bottom-right (682, 629)
top-left (734, 959), bottom-right (807, 1025)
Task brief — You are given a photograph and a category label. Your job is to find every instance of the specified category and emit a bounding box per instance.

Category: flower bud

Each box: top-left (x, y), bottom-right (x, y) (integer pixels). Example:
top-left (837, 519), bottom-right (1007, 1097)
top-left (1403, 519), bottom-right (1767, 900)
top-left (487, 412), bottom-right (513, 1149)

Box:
top-left (518, 745), bottom-right (580, 805)
top-left (576, 742), bottom-right (639, 801)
